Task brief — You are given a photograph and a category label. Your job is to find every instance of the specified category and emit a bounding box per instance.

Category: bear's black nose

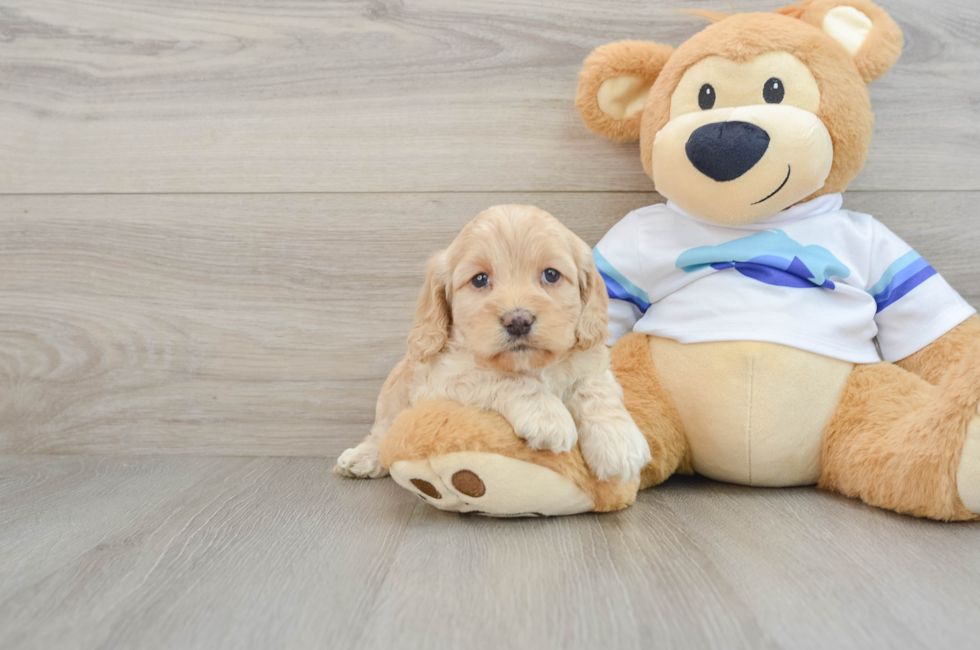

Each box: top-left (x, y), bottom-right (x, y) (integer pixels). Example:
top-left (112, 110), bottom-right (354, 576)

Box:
top-left (685, 121), bottom-right (770, 182)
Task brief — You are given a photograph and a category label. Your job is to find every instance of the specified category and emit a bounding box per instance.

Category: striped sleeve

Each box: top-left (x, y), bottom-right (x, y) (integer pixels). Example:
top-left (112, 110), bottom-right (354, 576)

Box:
top-left (867, 220), bottom-right (975, 361)
top-left (593, 213), bottom-right (650, 345)
top-left (867, 250), bottom-right (937, 314)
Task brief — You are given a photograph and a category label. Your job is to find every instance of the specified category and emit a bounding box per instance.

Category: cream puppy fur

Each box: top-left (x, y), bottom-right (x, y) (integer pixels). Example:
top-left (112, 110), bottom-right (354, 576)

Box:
top-left (335, 205), bottom-right (651, 483)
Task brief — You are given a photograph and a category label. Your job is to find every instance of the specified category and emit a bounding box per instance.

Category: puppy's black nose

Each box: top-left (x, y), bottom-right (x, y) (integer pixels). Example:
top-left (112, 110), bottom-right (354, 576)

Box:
top-left (501, 309), bottom-right (535, 338)
top-left (686, 121), bottom-right (770, 182)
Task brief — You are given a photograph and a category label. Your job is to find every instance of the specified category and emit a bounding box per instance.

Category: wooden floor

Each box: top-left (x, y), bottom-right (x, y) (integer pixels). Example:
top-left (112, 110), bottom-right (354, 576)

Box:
top-left (0, 455), bottom-right (978, 650)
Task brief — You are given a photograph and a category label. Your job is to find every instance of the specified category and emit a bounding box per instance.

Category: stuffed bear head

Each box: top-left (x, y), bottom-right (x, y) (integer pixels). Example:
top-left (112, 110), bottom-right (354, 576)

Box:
top-left (576, 0), bottom-right (903, 225)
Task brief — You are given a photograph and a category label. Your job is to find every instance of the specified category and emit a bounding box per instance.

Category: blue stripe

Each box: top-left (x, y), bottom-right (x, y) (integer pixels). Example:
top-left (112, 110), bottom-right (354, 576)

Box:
top-left (598, 268), bottom-right (651, 313)
top-left (873, 257), bottom-right (931, 302)
top-left (593, 248), bottom-right (650, 310)
top-left (874, 266), bottom-right (937, 313)
top-left (868, 251), bottom-right (921, 297)
top-left (594, 248), bottom-right (649, 302)
top-left (869, 251), bottom-right (937, 312)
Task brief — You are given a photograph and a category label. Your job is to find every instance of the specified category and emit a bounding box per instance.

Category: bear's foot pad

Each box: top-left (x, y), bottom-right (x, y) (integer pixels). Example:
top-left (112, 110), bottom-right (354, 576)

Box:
top-left (389, 452), bottom-right (595, 517)
top-left (957, 412), bottom-right (980, 515)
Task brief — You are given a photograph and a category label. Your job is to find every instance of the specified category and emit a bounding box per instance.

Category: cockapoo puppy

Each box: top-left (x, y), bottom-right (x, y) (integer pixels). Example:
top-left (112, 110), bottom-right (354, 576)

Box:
top-left (335, 205), bottom-right (651, 483)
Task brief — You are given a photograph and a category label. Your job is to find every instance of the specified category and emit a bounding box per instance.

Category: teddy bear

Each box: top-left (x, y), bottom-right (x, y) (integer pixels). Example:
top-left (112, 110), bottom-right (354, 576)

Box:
top-left (368, 0), bottom-right (980, 521)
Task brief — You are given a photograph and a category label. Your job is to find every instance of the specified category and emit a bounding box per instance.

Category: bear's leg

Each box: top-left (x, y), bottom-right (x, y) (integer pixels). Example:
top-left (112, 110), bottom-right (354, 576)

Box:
top-left (892, 315), bottom-right (980, 515)
top-left (380, 399), bottom-right (638, 516)
top-left (610, 333), bottom-right (692, 489)
top-left (819, 359), bottom-right (980, 521)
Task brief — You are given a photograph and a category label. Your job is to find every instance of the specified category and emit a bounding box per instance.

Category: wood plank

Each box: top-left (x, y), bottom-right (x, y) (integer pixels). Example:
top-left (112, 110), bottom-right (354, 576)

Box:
top-left (0, 456), bottom-right (418, 650)
top-left (359, 489), bottom-right (774, 650)
top-left (657, 477), bottom-right (980, 650)
top-left (0, 456), bottom-right (249, 596)
top-left (2, 456), bottom-right (979, 650)
top-left (1, 192), bottom-right (977, 456)
top-left (1, 0), bottom-right (978, 193)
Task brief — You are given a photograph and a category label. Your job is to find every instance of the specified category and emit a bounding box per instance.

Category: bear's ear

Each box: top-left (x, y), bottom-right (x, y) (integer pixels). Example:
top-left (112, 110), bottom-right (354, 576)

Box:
top-left (576, 40), bottom-right (674, 142)
top-left (781, 0), bottom-right (903, 83)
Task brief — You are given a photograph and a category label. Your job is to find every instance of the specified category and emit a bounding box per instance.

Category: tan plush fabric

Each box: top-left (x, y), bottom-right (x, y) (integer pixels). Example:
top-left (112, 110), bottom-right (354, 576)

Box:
top-left (576, 40), bottom-right (674, 142)
top-left (389, 453), bottom-right (597, 517)
top-left (648, 337), bottom-right (852, 487)
top-left (380, 399), bottom-right (638, 513)
top-left (788, 0), bottom-right (904, 83)
top-left (896, 315), bottom-right (980, 385)
top-left (819, 342), bottom-right (980, 521)
top-left (958, 420), bottom-right (980, 515)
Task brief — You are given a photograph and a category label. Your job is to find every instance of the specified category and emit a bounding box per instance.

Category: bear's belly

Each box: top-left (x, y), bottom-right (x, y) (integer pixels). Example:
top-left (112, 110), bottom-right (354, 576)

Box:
top-left (648, 336), bottom-right (854, 487)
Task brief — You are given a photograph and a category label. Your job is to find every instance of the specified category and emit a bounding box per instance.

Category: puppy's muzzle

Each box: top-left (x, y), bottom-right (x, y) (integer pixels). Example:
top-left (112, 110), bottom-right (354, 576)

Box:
top-left (501, 309), bottom-right (535, 338)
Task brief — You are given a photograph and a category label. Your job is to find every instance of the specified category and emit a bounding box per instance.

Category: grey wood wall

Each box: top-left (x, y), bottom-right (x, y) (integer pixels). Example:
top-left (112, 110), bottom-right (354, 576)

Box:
top-left (1, 0), bottom-right (978, 455)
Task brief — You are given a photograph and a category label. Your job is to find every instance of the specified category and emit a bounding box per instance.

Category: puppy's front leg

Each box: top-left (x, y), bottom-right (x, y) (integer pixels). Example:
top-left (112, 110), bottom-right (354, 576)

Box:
top-left (570, 370), bottom-right (651, 483)
top-left (334, 357), bottom-right (414, 479)
top-left (417, 369), bottom-right (578, 454)
top-left (496, 388), bottom-right (579, 455)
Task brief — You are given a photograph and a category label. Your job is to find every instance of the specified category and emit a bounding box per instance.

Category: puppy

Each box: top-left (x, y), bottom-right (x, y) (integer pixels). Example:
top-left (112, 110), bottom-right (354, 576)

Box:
top-left (334, 205), bottom-right (651, 483)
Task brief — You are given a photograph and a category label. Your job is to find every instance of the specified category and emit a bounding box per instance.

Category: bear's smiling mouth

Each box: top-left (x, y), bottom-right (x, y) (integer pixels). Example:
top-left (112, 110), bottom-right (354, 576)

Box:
top-left (751, 165), bottom-right (792, 205)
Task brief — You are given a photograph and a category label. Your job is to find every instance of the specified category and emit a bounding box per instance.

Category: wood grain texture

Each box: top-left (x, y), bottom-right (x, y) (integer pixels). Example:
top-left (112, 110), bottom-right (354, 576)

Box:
top-left (0, 456), bottom-right (248, 596)
top-left (2, 456), bottom-right (979, 650)
top-left (660, 477), bottom-right (980, 650)
top-left (0, 456), bottom-right (417, 650)
top-left (360, 487), bottom-right (773, 650)
top-left (1, 191), bottom-right (977, 456)
top-left (1, 0), bottom-right (979, 193)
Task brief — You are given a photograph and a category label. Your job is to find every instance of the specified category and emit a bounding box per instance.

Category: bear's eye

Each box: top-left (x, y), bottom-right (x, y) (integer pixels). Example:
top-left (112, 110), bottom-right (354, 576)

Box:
top-left (471, 273), bottom-right (489, 288)
top-left (542, 268), bottom-right (561, 284)
top-left (698, 84), bottom-right (716, 110)
top-left (763, 78), bottom-right (785, 104)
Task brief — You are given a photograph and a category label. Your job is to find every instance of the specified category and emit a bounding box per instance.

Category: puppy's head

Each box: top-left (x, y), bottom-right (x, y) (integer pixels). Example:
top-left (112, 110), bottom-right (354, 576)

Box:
top-left (407, 205), bottom-right (608, 372)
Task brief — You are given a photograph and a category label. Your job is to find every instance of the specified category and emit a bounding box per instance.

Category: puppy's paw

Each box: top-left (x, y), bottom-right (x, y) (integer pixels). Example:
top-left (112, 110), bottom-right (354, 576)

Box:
top-left (580, 420), bottom-right (651, 484)
top-left (513, 400), bottom-right (578, 454)
top-left (334, 441), bottom-right (389, 479)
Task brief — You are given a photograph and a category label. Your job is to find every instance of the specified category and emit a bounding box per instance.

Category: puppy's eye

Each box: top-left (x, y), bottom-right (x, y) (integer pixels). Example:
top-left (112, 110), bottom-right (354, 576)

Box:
top-left (542, 268), bottom-right (561, 284)
top-left (471, 273), bottom-right (489, 288)
top-left (698, 84), bottom-right (716, 110)
top-left (763, 78), bottom-right (784, 104)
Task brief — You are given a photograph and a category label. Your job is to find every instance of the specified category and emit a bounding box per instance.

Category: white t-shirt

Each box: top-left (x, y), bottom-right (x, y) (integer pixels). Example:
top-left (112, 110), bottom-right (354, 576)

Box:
top-left (594, 193), bottom-right (975, 363)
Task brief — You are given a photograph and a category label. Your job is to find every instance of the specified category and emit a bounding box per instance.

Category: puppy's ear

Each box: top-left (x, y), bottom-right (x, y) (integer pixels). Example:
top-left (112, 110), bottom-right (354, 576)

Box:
top-left (574, 240), bottom-right (610, 351)
top-left (779, 0), bottom-right (903, 83)
top-left (576, 40), bottom-right (674, 142)
top-left (407, 251), bottom-right (451, 363)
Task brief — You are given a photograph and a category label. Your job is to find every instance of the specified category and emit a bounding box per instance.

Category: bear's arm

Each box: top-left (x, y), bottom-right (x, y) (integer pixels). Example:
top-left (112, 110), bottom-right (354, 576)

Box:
top-left (896, 315), bottom-right (980, 386)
